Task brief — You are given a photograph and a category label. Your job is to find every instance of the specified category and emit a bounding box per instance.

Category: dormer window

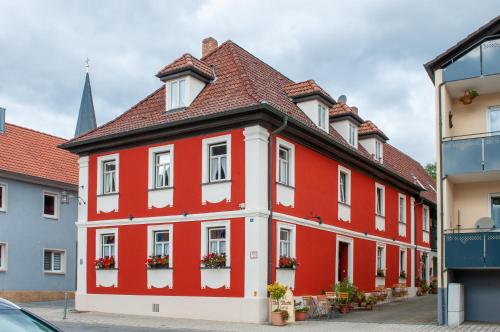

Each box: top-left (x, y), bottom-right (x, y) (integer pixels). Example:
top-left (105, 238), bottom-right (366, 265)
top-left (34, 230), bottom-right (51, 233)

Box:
top-left (169, 79), bottom-right (186, 110)
top-left (348, 123), bottom-right (357, 147)
top-left (318, 104), bottom-right (327, 130)
top-left (375, 140), bottom-right (382, 162)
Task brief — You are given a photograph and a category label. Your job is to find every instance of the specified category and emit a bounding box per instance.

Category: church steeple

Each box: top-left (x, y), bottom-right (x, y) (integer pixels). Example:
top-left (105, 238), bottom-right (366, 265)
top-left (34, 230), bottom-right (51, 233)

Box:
top-left (74, 59), bottom-right (97, 137)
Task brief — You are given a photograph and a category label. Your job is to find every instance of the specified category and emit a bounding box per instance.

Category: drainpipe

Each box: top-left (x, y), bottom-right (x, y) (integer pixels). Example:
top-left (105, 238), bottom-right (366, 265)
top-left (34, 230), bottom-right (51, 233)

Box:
top-left (268, 116), bottom-right (288, 285)
top-left (437, 81), bottom-right (446, 325)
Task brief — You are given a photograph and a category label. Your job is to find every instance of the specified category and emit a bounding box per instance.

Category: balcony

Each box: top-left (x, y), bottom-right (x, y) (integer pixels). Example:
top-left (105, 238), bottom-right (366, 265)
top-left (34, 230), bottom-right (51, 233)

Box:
top-left (442, 133), bottom-right (500, 179)
top-left (445, 231), bottom-right (500, 269)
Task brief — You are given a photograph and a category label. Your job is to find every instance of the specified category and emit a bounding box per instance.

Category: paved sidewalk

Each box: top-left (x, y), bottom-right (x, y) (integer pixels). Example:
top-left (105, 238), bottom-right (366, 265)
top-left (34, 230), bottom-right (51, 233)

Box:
top-left (22, 299), bottom-right (500, 332)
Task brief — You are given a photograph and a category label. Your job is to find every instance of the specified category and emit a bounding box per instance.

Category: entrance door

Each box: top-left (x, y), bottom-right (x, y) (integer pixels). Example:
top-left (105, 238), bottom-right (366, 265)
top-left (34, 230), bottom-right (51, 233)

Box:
top-left (338, 242), bottom-right (349, 282)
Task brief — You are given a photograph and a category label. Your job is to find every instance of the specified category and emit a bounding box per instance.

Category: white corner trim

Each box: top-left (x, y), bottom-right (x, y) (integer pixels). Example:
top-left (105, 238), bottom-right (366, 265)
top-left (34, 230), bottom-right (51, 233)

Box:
top-left (148, 144), bottom-right (174, 189)
top-left (200, 220), bottom-right (231, 267)
top-left (78, 156), bottom-right (89, 223)
top-left (0, 182), bottom-right (7, 212)
top-left (201, 134), bottom-right (232, 183)
top-left (147, 224), bottom-right (174, 267)
top-left (42, 190), bottom-right (60, 220)
top-left (97, 153), bottom-right (120, 195)
top-left (95, 228), bottom-right (119, 267)
top-left (0, 242), bottom-right (8, 271)
top-left (335, 235), bottom-right (354, 282)
top-left (276, 222), bottom-right (296, 266)
top-left (275, 137), bottom-right (295, 187)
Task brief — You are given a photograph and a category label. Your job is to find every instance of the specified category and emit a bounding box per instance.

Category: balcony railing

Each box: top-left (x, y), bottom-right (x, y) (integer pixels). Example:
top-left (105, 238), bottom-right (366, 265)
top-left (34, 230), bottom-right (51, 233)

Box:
top-left (445, 231), bottom-right (500, 269)
top-left (443, 36), bottom-right (500, 82)
top-left (442, 133), bottom-right (500, 176)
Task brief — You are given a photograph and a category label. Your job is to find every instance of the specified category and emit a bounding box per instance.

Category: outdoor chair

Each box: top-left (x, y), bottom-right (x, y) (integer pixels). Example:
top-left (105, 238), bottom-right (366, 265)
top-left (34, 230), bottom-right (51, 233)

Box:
top-left (302, 295), bottom-right (320, 319)
top-left (316, 295), bottom-right (333, 319)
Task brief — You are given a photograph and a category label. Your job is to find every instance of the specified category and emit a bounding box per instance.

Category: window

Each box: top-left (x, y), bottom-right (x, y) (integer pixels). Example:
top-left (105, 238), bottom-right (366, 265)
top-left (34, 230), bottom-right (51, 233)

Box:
top-left (279, 229), bottom-right (291, 257)
top-left (348, 123), bottom-right (356, 147)
top-left (398, 194), bottom-right (406, 224)
top-left (375, 184), bottom-right (385, 216)
top-left (43, 191), bottom-right (59, 219)
top-left (0, 183), bottom-right (6, 212)
top-left (154, 231), bottom-right (170, 256)
top-left (421, 253), bottom-right (428, 281)
top-left (339, 171), bottom-right (349, 204)
top-left (101, 234), bottom-right (115, 258)
top-left (169, 79), bottom-right (186, 109)
top-left (209, 143), bottom-right (228, 182)
top-left (0, 243), bottom-right (6, 271)
top-left (208, 227), bottom-right (226, 255)
top-left (154, 152), bottom-right (171, 188)
top-left (400, 249), bottom-right (406, 274)
top-left (318, 104), bottom-right (327, 130)
top-left (375, 141), bottom-right (382, 162)
top-left (43, 250), bottom-right (65, 273)
top-left (376, 246), bottom-right (385, 272)
top-left (278, 146), bottom-right (289, 185)
top-left (489, 106), bottom-right (500, 133)
top-left (102, 160), bottom-right (117, 194)
top-left (423, 206), bottom-right (429, 232)
top-left (491, 195), bottom-right (500, 228)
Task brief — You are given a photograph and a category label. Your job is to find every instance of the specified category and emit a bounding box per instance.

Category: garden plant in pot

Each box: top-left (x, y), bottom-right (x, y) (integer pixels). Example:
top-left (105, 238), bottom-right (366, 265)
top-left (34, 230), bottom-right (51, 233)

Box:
top-left (459, 89), bottom-right (479, 105)
top-left (365, 296), bottom-right (377, 310)
top-left (267, 282), bottom-right (289, 326)
top-left (294, 301), bottom-right (309, 321)
top-left (334, 279), bottom-right (355, 314)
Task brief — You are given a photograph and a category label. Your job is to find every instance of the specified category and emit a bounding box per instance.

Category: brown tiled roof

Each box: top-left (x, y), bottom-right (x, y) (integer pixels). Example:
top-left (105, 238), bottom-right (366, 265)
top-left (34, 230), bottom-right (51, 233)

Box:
top-left (0, 123), bottom-right (78, 186)
top-left (329, 102), bottom-right (364, 124)
top-left (359, 120), bottom-right (389, 141)
top-left (157, 53), bottom-right (213, 80)
top-left (65, 40), bottom-right (435, 204)
top-left (284, 80), bottom-right (335, 104)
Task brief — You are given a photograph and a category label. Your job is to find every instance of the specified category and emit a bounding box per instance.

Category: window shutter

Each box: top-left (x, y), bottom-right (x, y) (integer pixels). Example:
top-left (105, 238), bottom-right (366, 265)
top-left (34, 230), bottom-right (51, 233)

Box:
top-left (44, 251), bottom-right (52, 271)
top-left (53, 252), bottom-right (62, 271)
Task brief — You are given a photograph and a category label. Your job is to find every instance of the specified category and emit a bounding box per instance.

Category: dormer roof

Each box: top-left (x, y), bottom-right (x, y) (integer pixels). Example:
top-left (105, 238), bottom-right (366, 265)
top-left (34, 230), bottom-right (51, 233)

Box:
top-left (284, 80), bottom-right (335, 106)
top-left (359, 120), bottom-right (389, 141)
top-left (329, 102), bottom-right (363, 125)
top-left (156, 53), bottom-right (213, 82)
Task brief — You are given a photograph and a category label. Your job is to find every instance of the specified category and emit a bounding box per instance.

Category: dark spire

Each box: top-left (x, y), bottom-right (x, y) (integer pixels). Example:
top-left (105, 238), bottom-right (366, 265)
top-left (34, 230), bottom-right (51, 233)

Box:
top-left (74, 61), bottom-right (97, 137)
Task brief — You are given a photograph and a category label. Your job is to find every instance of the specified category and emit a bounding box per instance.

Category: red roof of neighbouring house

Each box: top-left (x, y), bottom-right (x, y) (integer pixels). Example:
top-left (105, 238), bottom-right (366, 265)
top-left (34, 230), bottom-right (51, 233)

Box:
top-left (157, 53), bottom-right (213, 80)
top-left (64, 39), bottom-right (435, 204)
top-left (0, 123), bottom-right (78, 186)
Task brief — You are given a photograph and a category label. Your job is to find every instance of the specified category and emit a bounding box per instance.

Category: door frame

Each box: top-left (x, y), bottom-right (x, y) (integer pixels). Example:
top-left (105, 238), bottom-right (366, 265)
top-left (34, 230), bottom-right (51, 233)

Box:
top-left (335, 235), bottom-right (354, 283)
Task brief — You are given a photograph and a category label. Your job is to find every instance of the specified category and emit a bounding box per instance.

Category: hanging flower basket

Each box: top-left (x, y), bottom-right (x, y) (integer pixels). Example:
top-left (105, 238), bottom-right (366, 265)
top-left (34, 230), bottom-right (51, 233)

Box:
top-left (459, 90), bottom-right (479, 105)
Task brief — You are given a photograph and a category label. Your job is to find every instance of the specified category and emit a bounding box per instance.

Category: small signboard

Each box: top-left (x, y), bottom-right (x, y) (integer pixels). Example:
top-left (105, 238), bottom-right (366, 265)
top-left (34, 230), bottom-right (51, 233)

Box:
top-left (269, 288), bottom-right (295, 323)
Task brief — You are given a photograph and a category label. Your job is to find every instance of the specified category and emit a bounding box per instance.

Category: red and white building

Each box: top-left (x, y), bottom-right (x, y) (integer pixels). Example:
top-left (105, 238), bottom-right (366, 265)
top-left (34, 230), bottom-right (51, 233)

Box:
top-left (62, 37), bottom-right (436, 322)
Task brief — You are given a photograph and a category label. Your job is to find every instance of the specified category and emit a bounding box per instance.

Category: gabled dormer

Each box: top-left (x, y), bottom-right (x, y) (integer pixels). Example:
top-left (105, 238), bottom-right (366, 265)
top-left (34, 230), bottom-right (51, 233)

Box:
top-left (358, 120), bottom-right (389, 163)
top-left (156, 50), bottom-right (214, 111)
top-left (284, 80), bottom-right (335, 133)
top-left (329, 98), bottom-right (364, 149)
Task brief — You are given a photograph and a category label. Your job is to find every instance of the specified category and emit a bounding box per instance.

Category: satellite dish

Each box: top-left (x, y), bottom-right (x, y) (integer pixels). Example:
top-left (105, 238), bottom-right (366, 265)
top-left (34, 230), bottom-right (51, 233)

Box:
top-left (475, 217), bottom-right (494, 230)
top-left (337, 95), bottom-right (347, 103)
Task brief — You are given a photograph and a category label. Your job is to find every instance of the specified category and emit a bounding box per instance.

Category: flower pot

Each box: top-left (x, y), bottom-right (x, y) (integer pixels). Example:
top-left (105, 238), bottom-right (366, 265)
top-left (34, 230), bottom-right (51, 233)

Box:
top-left (271, 311), bottom-right (285, 326)
top-left (295, 311), bottom-right (307, 321)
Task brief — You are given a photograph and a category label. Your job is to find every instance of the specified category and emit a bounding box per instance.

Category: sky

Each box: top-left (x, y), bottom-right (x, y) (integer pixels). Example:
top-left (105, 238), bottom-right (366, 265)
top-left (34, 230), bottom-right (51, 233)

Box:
top-left (0, 1), bottom-right (497, 165)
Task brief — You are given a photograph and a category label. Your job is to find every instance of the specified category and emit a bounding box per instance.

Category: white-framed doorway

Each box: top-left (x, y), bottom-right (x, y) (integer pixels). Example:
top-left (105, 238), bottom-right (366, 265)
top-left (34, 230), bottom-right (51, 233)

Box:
top-left (335, 235), bottom-right (354, 283)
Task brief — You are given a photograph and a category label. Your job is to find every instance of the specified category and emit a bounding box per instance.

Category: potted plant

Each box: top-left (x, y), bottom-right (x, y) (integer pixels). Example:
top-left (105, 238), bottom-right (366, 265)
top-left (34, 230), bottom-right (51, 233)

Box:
top-left (334, 279), bottom-right (354, 313)
top-left (459, 89), bottom-right (479, 105)
top-left (201, 253), bottom-right (226, 268)
top-left (294, 303), bottom-right (309, 321)
top-left (365, 296), bottom-right (377, 310)
top-left (95, 256), bottom-right (115, 269)
top-left (376, 268), bottom-right (385, 277)
top-left (420, 281), bottom-right (429, 295)
top-left (145, 255), bottom-right (169, 269)
top-left (279, 256), bottom-right (298, 269)
top-left (399, 271), bottom-right (406, 279)
top-left (267, 282), bottom-right (288, 326)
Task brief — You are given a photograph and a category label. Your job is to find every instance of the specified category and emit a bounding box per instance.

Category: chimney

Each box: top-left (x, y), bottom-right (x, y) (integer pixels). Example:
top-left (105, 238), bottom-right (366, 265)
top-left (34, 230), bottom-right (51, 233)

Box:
top-left (202, 37), bottom-right (218, 58)
top-left (0, 107), bottom-right (5, 133)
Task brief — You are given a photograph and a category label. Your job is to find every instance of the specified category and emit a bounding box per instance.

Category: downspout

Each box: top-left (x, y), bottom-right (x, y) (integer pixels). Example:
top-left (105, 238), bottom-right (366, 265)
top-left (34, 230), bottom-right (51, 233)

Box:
top-left (437, 82), bottom-right (446, 325)
top-left (268, 116), bottom-right (288, 285)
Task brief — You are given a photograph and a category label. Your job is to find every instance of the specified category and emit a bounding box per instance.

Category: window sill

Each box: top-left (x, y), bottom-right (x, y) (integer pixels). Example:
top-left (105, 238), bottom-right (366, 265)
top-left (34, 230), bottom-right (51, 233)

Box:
top-left (148, 186), bottom-right (174, 192)
top-left (338, 201), bottom-right (351, 207)
top-left (398, 221), bottom-right (407, 225)
top-left (202, 180), bottom-right (231, 186)
top-left (97, 192), bottom-right (119, 197)
top-left (276, 267), bottom-right (296, 270)
top-left (0, 269), bottom-right (7, 272)
top-left (276, 182), bottom-right (295, 190)
top-left (376, 214), bottom-right (385, 218)
top-left (43, 215), bottom-right (59, 220)
top-left (167, 106), bottom-right (187, 112)
top-left (95, 268), bottom-right (119, 271)
top-left (200, 266), bottom-right (231, 270)
top-left (44, 271), bottom-right (66, 275)
top-left (0, 209), bottom-right (6, 213)
top-left (145, 267), bottom-right (173, 270)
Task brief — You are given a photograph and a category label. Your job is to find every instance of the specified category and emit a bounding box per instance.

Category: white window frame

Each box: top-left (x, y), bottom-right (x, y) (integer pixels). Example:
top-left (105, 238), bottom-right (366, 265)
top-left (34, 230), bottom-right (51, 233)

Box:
top-left (376, 244), bottom-right (386, 274)
top-left (96, 228), bottom-right (118, 267)
top-left (318, 103), bottom-right (327, 130)
top-left (0, 242), bottom-right (7, 271)
top-left (398, 193), bottom-right (407, 224)
top-left (202, 135), bottom-right (231, 184)
top-left (276, 222), bottom-right (296, 267)
top-left (276, 138), bottom-right (295, 187)
top-left (43, 248), bottom-right (66, 274)
top-left (348, 123), bottom-right (357, 147)
top-left (97, 154), bottom-right (120, 195)
top-left (375, 140), bottom-right (382, 162)
top-left (0, 183), bottom-right (7, 212)
top-left (399, 248), bottom-right (407, 275)
top-left (338, 166), bottom-right (351, 205)
top-left (375, 183), bottom-right (385, 216)
top-left (147, 224), bottom-right (174, 267)
top-left (42, 191), bottom-right (59, 219)
top-left (489, 193), bottom-right (500, 227)
top-left (168, 78), bottom-right (186, 110)
top-left (200, 220), bottom-right (230, 267)
top-left (148, 145), bottom-right (174, 190)
top-left (423, 205), bottom-right (430, 232)
top-left (487, 106), bottom-right (500, 134)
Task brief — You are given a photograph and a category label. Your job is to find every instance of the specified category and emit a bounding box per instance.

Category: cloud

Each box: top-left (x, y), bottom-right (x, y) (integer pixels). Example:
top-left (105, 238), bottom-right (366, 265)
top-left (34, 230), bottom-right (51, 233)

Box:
top-left (0, 0), bottom-right (497, 164)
